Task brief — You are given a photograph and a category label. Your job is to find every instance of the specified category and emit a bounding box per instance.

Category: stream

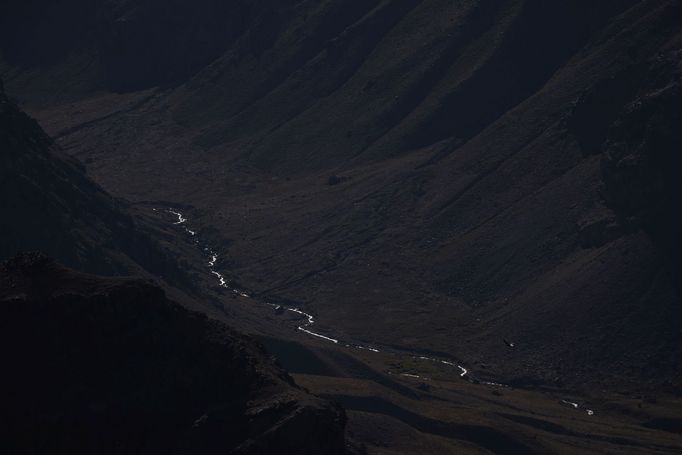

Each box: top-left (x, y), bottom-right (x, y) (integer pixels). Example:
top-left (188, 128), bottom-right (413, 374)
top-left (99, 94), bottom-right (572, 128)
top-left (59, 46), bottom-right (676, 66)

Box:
top-left (160, 207), bottom-right (594, 416)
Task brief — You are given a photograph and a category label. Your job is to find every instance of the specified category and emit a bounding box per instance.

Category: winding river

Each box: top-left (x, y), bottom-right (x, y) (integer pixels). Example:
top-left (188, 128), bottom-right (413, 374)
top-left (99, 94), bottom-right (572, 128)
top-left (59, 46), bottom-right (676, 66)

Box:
top-left (165, 208), bottom-right (340, 344)
top-left (161, 209), bottom-right (468, 368)
top-left (160, 208), bottom-right (594, 416)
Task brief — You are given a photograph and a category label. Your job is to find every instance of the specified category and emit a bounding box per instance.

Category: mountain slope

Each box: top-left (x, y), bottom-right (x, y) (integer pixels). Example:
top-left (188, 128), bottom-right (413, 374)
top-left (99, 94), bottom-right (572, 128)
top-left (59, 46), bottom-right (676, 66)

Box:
top-left (0, 80), bottom-right (357, 454)
top-left (1, 0), bottom-right (681, 388)
top-left (0, 80), bottom-right (191, 282)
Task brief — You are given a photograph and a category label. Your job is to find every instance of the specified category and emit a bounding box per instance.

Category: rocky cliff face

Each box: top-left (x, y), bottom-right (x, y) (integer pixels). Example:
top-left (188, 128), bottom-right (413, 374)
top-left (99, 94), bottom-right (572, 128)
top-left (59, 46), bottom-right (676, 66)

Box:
top-left (0, 254), bottom-right (351, 455)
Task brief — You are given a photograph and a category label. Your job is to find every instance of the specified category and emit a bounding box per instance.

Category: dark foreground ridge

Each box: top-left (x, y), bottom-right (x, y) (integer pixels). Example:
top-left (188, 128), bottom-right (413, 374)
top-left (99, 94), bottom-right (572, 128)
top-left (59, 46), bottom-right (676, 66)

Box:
top-left (0, 253), bottom-right (353, 455)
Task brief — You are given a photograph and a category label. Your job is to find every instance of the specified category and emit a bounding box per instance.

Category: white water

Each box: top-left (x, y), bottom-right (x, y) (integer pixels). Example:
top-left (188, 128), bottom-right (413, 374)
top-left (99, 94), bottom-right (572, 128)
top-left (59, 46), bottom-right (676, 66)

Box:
top-left (561, 400), bottom-right (595, 416)
top-left (168, 209), bottom-right (187, 225)
top-left (415, 356), bottom-right (468, 378)
top-left (286, 307), bottom-right (339, 344)
top-left (355, 345), bottom-right (380, 353)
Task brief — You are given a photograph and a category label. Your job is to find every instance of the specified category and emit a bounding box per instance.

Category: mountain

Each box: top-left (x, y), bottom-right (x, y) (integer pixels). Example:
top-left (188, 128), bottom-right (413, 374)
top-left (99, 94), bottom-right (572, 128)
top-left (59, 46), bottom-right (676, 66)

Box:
top-left (0, 80), bottom-right (189, 282)
top-left (2, 0), bottom-right (681, 389)
top-left (0, 253), bottom-right (350, 454)
top-left (0, 78), bottom-right (356, 454)
top-left (2, 1), bottom-right (682, 453)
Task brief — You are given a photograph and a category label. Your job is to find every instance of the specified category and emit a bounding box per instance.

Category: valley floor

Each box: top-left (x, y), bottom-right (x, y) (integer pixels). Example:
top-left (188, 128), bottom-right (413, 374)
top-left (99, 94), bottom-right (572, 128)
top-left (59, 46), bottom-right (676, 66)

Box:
top-left (158, 207), bottom-right (682, 454)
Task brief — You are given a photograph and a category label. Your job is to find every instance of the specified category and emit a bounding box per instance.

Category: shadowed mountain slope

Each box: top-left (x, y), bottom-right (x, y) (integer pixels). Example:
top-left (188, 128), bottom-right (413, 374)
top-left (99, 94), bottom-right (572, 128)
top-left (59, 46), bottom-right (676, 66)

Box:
top-left (0, 80), bottom-right (191, 282)
top-left (0, 254), bottom-right (350, 454)
top-left (1, 0), bottom-right (681, 388)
